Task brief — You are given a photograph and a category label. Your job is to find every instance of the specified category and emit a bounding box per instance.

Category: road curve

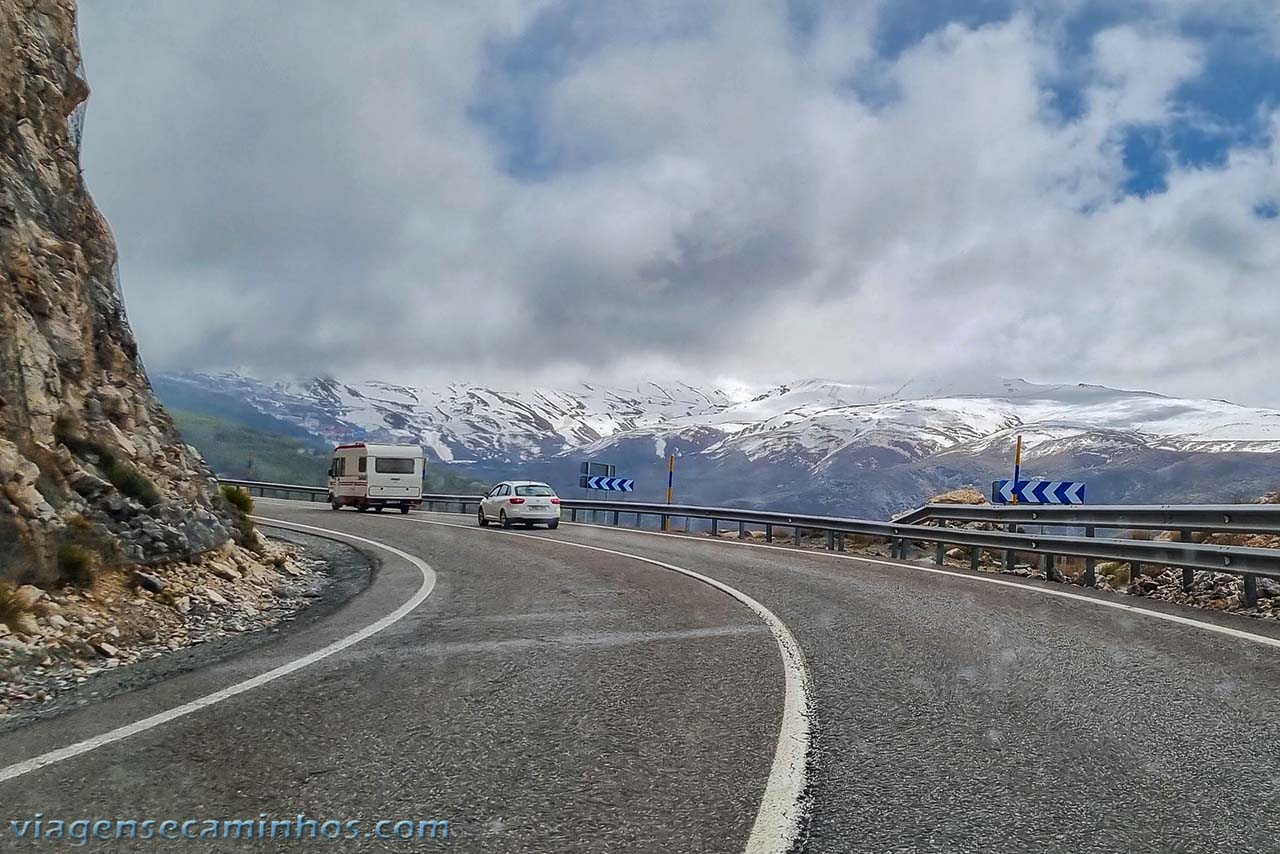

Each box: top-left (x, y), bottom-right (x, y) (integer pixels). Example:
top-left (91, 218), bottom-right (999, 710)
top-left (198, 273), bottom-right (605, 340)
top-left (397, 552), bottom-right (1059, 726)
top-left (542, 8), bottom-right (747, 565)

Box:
top-left (3, 500), bottom-right (1278, 853)
top-left (516, 514), bottom-right (1280, 854)
top-left (0, 503), bottom-right (791, 852)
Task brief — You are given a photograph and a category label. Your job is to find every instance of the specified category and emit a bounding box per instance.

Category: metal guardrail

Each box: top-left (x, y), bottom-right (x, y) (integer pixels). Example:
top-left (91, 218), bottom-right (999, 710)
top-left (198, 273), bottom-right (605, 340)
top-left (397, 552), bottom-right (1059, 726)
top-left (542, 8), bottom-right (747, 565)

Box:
top-left (220, 479), bottom-right (480, 510)
top-left (895, 502), bottom-right (1280, 535)
top-left (219, 479), bottom-right (1279, 605)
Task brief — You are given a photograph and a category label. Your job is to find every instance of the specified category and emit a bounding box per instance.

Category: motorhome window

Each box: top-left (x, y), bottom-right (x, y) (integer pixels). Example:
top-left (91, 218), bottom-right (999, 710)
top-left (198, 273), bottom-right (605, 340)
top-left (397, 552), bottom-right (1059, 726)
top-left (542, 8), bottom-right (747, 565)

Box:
top-left (515, 486), bottom-right (554, 496)
top-left (332, 458), bottom-right (344, 476)
top-left (374, 458), bottom-right (416, 474)
top-left (358, 457), bottom-right (367, 474)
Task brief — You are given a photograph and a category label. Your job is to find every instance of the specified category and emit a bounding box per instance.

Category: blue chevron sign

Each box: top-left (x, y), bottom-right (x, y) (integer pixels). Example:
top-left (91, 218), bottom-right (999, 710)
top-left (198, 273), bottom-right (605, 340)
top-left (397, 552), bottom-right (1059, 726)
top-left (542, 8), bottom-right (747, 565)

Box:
top-left (991, 479), bottom-right (1086, 505)
top-left (585, 475), bottom-right (635, 492)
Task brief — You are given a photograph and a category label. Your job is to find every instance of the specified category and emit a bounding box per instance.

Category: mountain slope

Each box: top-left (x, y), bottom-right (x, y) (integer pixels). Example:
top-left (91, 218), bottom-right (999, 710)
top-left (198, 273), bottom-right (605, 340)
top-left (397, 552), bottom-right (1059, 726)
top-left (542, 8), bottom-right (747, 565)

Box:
top-left (155, 372), bottom-right (1280, 516)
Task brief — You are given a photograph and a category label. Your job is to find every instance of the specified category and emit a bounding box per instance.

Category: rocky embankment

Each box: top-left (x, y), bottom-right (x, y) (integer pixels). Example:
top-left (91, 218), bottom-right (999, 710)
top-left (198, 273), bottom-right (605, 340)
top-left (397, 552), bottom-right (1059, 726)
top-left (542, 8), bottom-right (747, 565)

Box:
top-left (0, 1), bottom-right (342, 714)
top-left (0, 536), bottom-right (334, 720)
top-left (2, 0), bottom-right (241, 586)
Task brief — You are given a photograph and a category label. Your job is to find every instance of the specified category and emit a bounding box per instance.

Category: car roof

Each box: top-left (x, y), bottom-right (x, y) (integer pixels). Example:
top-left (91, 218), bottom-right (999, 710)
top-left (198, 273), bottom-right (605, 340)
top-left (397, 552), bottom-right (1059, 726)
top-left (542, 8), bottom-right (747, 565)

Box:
top-left (503, 480), bottom-right (552, 487)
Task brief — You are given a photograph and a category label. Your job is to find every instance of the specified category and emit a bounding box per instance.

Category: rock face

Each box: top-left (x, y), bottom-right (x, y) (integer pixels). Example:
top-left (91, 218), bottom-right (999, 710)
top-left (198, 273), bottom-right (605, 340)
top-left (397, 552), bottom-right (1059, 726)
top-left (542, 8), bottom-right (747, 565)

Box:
top-left (0, 0), bottom-right (237, 585)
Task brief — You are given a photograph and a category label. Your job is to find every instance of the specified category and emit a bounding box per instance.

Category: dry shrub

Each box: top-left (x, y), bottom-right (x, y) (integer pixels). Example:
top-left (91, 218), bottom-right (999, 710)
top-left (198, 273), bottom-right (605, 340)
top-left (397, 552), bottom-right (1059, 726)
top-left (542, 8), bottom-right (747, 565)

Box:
top-left (221, 485), bottom-right (254, 514)
top-left (1098, 561), bottom-right (1130, 585)
top-left (56, 544), bottom-right (98, 587)
top-left (0, 582), bottom-right (42, 633)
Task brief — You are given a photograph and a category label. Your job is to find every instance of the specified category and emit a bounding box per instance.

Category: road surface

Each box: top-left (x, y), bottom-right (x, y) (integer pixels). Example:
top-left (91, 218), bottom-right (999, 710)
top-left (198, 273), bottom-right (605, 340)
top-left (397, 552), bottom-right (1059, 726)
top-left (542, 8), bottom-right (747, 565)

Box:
top-left (1, 500), bottom-right (1277, 852)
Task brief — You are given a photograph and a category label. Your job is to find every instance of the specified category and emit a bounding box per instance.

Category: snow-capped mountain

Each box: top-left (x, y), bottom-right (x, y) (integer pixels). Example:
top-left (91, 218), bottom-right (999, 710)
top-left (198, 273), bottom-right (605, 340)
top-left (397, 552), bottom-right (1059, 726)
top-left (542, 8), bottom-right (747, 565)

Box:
top-left (155, 372), bottom-right (747, 463)
top-left (572, 377), bottom-right (1280, 465)
top-left (156, 372), bottom-right (1280, 516)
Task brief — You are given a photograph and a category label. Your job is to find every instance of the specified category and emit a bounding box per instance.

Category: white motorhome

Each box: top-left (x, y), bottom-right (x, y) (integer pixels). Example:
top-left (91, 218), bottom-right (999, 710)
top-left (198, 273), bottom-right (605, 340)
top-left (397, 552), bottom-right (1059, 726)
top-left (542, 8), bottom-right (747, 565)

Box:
top-left (327, 443), bottom-right (424, 513)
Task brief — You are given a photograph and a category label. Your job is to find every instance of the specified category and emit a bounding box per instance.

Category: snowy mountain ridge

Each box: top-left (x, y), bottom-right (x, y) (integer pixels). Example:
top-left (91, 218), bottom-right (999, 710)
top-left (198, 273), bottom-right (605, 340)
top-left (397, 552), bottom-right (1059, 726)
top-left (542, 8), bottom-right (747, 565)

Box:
top-left (158, 372), bottom-right (1280, 469)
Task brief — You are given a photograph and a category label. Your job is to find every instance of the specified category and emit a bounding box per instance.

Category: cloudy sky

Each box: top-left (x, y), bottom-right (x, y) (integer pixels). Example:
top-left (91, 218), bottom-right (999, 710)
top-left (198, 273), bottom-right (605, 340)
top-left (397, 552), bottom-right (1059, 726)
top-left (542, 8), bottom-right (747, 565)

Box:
top-left (77, 1), bottom-right (1280, 404)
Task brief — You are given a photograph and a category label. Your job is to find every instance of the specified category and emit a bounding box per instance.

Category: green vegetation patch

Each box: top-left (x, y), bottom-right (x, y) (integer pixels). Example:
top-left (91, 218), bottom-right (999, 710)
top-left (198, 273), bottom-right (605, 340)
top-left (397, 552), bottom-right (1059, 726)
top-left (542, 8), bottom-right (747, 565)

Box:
top-left (221, 484), bottom-right (255, 514)
top-left (105, 460), bottom-right (162, 507)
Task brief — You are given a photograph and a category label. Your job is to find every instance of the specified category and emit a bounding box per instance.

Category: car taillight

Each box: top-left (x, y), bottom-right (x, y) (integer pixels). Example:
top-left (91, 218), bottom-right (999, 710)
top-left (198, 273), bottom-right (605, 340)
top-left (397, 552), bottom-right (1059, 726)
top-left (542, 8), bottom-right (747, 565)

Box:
top-left (550, 497), bottom-right (560, 504)
top-left (509, 497), bottom-right (526, 504)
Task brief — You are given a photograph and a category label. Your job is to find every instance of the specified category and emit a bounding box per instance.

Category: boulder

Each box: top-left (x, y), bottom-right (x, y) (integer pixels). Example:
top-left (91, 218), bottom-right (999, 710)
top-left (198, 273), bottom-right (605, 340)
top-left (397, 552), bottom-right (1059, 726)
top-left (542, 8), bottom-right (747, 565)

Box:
top-left (209, 563), bottom-right (241, 582)
top-left (131, 570), bottom-right (167, 594)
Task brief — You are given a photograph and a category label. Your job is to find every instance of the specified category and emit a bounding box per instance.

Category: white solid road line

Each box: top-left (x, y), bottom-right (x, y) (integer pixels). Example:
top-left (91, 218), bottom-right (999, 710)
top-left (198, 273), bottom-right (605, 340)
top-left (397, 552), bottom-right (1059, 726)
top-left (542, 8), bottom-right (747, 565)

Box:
top-left (0, 518), bottom-right (437, 785)
top-left (403, 515), bottom-right (813, 854)
top-left (558, 518), bottom-right (1280, 652)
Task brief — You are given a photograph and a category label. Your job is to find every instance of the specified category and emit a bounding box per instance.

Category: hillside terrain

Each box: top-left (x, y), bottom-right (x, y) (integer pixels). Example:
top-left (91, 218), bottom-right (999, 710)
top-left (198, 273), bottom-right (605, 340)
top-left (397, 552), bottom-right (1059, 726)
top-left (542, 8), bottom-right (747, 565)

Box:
top-left (157, 372), bottom-right (1280, 517)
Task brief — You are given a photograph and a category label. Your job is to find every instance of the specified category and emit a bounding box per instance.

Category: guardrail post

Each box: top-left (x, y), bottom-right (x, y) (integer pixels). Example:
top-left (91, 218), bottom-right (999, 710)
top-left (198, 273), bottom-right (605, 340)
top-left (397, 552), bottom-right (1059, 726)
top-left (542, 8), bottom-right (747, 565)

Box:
top-left (570, 508), bottom-right (578, 523)
top-left (710, 519), bottom-right (718, 537)
top-left (969, 548), bottom-right (980, 572)
top-left (836, 533), bottom-right (845, 552)
top-left (1243, 574), bottom-right (1259, 607)
top-left (1083, 526), bottom-right (1097, 588)
top-left (765, 524), bottom-right (773, 543)
top-left (1179, 530), bottom-right (1195, 592)
top-left (612, 510), bottom-right (620, 526)
top-left (827, 530), bottom-right (836, 551)
top-left (934, 542), bottom-right (944, 565)
top-left (1041, 554), bottom-right (1055, 581)
top-left (1130, 563), bottom-right (1141, 586)
top-left (1003, 523), bottom-right (1015, 572)
top-left (738, 521), bottom-right (746, 539)
top-left (684, 517), bottom-right (690, 534)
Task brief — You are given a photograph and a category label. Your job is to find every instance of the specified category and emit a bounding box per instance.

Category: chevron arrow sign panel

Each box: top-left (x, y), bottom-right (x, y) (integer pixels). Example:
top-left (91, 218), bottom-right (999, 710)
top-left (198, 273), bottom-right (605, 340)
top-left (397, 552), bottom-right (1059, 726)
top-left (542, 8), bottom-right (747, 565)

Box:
top-left (991, 479), bottom-right (1086, 505)
top-left (585, 475), bottom-right (635, 492)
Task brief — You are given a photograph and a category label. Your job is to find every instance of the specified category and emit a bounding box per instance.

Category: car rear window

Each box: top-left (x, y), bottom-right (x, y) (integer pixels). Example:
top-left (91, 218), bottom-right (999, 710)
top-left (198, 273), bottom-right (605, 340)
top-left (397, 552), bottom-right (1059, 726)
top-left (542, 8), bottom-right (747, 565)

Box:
top-left (374, 457), bottom-right (416, 474)
top-left (515, 485), bottom-right (555, 496)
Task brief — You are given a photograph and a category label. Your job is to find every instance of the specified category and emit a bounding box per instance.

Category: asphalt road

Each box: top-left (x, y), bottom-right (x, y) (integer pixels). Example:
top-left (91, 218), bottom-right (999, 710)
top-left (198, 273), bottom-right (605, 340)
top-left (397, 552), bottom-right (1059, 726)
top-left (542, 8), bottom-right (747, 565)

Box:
top-left (2, 501), bottom-right (1278, 853)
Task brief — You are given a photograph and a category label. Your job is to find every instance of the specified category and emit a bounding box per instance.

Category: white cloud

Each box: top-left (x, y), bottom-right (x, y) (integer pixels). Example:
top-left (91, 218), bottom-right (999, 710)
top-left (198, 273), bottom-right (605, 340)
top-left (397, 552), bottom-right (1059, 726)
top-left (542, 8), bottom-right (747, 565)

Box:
top-left (1088, 27), bottom-right (1203, 126)
top-left (76, 1), bottom-right (1280, 406)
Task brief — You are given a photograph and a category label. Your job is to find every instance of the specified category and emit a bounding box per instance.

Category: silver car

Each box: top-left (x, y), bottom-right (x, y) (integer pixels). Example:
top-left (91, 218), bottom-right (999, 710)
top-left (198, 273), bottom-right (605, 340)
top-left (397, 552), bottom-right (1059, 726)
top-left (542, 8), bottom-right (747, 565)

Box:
top-left (478, 481), bottom-right (562, 529)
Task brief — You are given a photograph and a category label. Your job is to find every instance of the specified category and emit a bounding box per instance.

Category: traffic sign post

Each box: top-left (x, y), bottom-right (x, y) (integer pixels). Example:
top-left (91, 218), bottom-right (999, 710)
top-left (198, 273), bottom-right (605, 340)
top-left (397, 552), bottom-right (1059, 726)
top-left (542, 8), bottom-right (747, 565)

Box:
top-left (1011, 435), bottom-right (1023, 506)
top-left (664, 454), bottom-right (675, 532)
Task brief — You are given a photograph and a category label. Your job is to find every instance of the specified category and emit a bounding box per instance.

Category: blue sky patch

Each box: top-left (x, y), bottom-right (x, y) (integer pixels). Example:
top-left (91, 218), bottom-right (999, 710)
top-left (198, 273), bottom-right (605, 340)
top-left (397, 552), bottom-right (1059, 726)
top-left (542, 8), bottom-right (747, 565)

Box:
top-left (1122, 126), bottom-right (1171, 197)
top-left (471, 0), bottom-right (1280, 192)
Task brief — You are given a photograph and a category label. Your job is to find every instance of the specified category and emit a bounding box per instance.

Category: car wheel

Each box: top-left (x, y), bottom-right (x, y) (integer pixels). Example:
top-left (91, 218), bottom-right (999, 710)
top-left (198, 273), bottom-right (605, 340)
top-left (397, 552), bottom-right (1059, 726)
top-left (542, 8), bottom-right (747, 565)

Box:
top-left (547, 520), bottom-right (559, 530)
top-left (330, 495), bottom-right (340, 511)
top-left (357, 501), bottom-right (368, 513)
top-left (500, 510), bottom-right (512, 529)
top-left (478, 509), bottom-right (489, 527)
top-left (400, 505), bottom-right (410, 515)
top-left (374, 505), bottom-right (384, 513)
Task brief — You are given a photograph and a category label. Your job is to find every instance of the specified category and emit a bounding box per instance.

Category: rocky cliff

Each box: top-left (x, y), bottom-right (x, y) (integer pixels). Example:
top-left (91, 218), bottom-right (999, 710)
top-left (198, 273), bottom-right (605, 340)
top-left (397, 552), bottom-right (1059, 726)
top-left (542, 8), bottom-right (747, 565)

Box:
top-left (0, 0), bottom-right (238, 585)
